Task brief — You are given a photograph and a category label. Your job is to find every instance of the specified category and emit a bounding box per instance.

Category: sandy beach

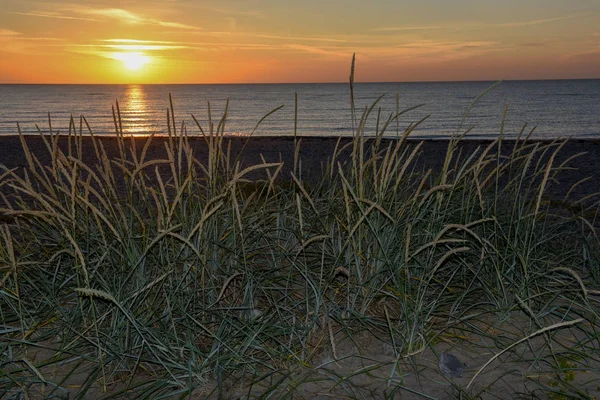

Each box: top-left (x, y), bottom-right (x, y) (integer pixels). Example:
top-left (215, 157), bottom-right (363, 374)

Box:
top-left (1, 135), bottom-right (599, 204)
top-left (3, 135), bottom-right (600, 398)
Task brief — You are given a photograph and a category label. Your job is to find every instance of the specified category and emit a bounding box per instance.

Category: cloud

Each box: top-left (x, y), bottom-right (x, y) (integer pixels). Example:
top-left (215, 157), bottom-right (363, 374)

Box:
top-left (252, 34), bottom-right (347, 43)
top-left (390, 40), bottom-right (496, 52)
top-left (0, 32), bottom-right (64, 55)
top-left (157, 21), bottom-right (197, 29)
top-left (76, 8), bottom-right (143, 23)
top-left (193, 43), bottom-right (282, 52)
top-left (285, 44), bottom-right (350, 58)
top-left (71, 38), bottom-right (285, 55)
top-left (0, 29), bottom-right (21, 36)
top-left (565, 48), bottom-right (600, 59)
top-left (100, 44), bottom-right (188, 51)
top-left (373, 25), bottom-right (445, 32)
top-left (353, 39), bottom-right (500, 62)
top-left (102, 39), bottom-right (179, 44)
top-left (5, 10), bottom-right (99, 22)
top-left (66, 38), bottom-right (190, 63)
top-left (186, 5), bottom-right (264, 19)
top-left (22, 5), bottom-right (203, 30)
top-left (75, 7), bottom-right (199, 29)
top-left (0, 29), bottom-right (63, 43)
top-left (225, 38), bottom-right (498, 61)
top-left (204, 32), bottom-right (233, 37)
top-left (107, 36), bottom-right (498, 61)
top-left (496, 15), bottom-right (580, 28)
top-left (373, 15), bottom-right (581, 35)
top-left (518, 41), bottom-right (553, 48)
top-left (70, 39), bottom-right (188, 53)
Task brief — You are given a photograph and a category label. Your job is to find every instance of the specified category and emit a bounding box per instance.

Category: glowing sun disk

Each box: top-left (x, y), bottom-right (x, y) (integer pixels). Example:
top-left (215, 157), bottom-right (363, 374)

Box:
top-left (115, 52), bottom-right (150, 71)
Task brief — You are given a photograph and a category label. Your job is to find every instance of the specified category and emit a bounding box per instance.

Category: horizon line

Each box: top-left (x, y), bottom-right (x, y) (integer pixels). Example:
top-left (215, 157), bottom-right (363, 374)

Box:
top-left (2, 77), bottom-right (600, 85)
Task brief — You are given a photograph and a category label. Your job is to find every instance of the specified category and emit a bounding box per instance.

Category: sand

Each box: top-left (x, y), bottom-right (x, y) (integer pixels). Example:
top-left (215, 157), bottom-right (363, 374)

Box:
top-left (1, 135), bottom-right (599, 204)
top-left (2, 135), bottom-right (599, 398)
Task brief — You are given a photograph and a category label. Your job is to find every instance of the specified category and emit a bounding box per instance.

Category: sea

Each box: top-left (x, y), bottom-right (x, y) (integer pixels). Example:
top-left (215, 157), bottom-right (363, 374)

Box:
top-left (0, 80), bottom-right (598, 140)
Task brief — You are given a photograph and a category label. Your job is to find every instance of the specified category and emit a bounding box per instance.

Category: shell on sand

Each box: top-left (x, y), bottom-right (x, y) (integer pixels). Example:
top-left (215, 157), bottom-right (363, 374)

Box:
top-left (439, 352), bottom-right (464, 378)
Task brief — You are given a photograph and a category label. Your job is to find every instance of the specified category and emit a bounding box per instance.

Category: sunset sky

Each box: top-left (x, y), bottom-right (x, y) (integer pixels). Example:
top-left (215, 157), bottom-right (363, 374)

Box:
top-left (1, 0), bottom-right (599, 84)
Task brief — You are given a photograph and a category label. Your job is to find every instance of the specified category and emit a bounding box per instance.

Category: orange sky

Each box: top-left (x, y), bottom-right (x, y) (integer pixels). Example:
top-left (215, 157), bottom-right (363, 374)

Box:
top-left (1, 0), bottom-right (599, 83)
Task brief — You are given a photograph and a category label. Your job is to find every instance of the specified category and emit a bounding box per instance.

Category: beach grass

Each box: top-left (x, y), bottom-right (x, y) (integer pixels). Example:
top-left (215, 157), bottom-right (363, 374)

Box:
top-left (1, 67), bottom-right (600, 398)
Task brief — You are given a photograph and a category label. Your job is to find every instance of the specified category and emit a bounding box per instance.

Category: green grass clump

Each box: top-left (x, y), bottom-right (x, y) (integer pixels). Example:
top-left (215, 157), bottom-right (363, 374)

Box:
top-left (1, 67), bottom-right (600, 399)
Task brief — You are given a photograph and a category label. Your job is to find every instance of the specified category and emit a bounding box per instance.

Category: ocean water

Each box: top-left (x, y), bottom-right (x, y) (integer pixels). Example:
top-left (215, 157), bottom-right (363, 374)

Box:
top-left (0, 80), bottom-right (598, 139)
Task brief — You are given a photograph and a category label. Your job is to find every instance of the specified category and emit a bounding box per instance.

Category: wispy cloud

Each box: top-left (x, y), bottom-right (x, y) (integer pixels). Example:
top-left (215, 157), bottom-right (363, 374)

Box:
top-left (75, 8), bottom-right (143, 23)
top-left (252, 34), bottom-right (347, 43)
top-left (496, 15), bottom-right (580, 27)
top-left (285, 44), bottom-right (350, 57)
top-left (158, 21), bottom-right (197, 29)
top-left (373, 15), bottom-right (581, 34)
top-left (71, 7), bottom-right (200, 30)
top-left (5, 10), bottom-right (99, 22)
top-left (192, 43), bottom-right (282, 52)
top-left (518, 41), bottom-right (553, 48)
top-left (186, 5), bottom-right (264, 19)
top-left (407, 40), bottom-right (496, 51)
top-left (0, 30), bottom-right (63, 43)
top-left (72, 38), bottom-right (284, 55)
top-left (0, 31), bottom-right (64, 55)
top-left (102, 39), bottom-right (179, 44)
top-left (565, 48), bottom-right (600, 59)
top-left (66, 38), bottom-right (189, 64)
top-left (373, 25), bottom-right (445, 32)
top-left (100, 44), bottom-right (187, 51)
top-left (241, 38), bottom-right (500, 61)
top-left (8, 5), bottom-right (200, 30)
top-left (204, 32), bottom-right (233, 37)
top-left (70, 39), bottom-right (188, 53)
top-left (0, 28), bottom-right (21, 36)
top-left (355, 39), bottom-right (500, 62)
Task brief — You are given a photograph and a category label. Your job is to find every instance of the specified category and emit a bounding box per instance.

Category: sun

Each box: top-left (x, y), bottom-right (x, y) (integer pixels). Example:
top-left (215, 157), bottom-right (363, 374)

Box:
top-left (115, 52), bottom-right (150, 71)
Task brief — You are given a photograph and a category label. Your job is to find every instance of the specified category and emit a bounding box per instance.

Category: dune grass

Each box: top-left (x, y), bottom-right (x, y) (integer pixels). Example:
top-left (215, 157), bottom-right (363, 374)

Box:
top-left (1, 67), bottom-right (600, 399)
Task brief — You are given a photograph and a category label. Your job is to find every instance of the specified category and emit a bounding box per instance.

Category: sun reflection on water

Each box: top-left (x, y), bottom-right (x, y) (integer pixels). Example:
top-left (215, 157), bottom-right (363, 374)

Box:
top-left (123, 85), bottom-right (153, 136)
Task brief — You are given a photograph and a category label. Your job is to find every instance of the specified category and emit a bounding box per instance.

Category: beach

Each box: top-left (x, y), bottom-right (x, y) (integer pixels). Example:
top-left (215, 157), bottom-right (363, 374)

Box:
top-left (1, 135), bottom-right (599, 204)
top-left (4, 1), bottom-right (600, 397)
top-left (2, 134), bottom-right (600, 398)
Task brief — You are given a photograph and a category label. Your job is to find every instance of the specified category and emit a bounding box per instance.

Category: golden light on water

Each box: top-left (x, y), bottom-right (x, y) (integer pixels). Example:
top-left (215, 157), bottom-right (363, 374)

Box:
top-left (124, 84), bottom-right (152, 135)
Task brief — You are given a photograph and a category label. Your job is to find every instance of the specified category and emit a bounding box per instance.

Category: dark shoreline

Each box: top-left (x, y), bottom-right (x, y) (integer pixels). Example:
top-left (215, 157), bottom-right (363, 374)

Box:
top-left (1, 135), bottom-right (599, 204)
